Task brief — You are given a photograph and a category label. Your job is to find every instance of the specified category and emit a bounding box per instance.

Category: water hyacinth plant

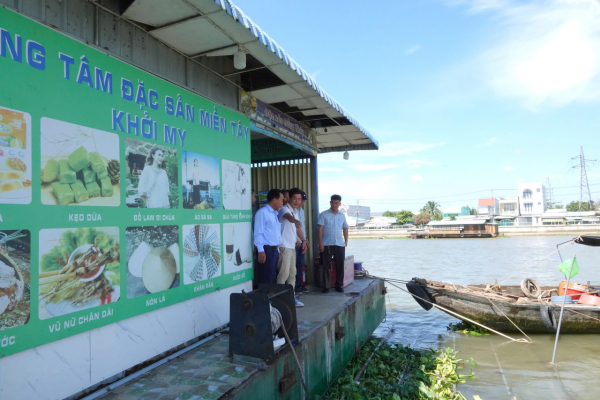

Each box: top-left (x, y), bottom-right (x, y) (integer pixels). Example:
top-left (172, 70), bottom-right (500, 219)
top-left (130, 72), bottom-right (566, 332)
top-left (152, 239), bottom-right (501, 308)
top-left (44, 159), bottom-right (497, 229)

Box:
top-left (322, 339), bottom-right (480, 400)
top-left (447, 321), bottom-right (490, 337)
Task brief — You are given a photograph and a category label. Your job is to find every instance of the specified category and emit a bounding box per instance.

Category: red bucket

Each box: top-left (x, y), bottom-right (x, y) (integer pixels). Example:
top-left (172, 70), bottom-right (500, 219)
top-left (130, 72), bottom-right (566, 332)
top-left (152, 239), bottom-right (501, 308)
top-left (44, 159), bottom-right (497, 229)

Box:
top-left (558, 281), bottom-right (587, 300)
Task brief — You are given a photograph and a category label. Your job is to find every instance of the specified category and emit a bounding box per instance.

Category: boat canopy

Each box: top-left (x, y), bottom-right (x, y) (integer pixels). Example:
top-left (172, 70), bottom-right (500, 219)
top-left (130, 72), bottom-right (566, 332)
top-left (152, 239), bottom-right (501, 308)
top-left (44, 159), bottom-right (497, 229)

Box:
top-left (576, 236), bottom-right (600, 247)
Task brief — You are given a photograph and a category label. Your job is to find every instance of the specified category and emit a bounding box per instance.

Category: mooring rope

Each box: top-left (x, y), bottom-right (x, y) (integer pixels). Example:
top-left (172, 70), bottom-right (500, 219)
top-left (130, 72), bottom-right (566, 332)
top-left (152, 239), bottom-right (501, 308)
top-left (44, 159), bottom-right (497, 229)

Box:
top-left (272, 307), bottom-right (314, 400)
top-left (562, 307), bottom-right (600, 323)
top-left (374, 277), bottom-right (531, 343)
top-left (354, 326), bottom-right (394, 384)
top-left (485, 297), bottom-right (533, 343)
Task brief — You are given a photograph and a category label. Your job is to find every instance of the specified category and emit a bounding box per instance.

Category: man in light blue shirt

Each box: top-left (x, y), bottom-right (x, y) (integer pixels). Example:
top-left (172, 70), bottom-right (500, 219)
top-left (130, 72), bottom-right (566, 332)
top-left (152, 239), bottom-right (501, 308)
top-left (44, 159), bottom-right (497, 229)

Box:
top-left (254, 189), bottom-right (283, 284)
top-left (318, 194), bottom-right (349, 293)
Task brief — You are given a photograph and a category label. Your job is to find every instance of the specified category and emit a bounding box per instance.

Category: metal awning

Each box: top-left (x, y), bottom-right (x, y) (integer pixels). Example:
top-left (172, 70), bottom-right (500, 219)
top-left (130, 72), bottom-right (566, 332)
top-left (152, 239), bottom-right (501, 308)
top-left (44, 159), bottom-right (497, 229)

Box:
top-left (121, 0), bottom-right (378, 153)
top-left (543, 218), bottom-right (564, 222)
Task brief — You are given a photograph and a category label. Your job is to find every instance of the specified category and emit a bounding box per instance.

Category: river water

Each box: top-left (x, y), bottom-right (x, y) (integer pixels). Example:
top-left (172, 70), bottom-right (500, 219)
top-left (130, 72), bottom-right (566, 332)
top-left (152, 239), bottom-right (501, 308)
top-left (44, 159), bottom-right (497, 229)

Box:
top-left (347, 236), bottom-right (600, 400)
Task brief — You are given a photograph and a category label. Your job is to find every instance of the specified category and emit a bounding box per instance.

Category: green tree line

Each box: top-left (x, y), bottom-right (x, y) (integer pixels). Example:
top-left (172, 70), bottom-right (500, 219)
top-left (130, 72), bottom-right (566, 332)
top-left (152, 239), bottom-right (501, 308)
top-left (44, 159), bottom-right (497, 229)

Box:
top-left (383, 201), bottom-right (447, 225)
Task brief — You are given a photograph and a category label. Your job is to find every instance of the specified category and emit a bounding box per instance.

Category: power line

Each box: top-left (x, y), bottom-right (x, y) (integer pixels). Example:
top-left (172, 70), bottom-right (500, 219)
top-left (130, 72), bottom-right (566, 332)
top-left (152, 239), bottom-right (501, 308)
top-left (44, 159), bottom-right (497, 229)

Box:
top-left (353, 184), bottom-right (600, 204)
top-left (572, 146), bottom-right (596, 210)
top-left (360, 191), bottom-right (600, 207)
top-left (356, 189), bottom-right (514, 202)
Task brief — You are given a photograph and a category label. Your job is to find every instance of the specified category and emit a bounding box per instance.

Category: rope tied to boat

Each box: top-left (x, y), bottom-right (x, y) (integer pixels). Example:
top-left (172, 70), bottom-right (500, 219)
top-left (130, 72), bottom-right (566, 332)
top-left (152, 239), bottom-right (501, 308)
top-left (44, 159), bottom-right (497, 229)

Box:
top-left (563, 307), bottom-right (600, 323)
top-left (271, 307), bottom-right (314, 400)
top-left (485, 297), bottom-right (533, 343)
top-left (379, 278), bottom-right (532, 344)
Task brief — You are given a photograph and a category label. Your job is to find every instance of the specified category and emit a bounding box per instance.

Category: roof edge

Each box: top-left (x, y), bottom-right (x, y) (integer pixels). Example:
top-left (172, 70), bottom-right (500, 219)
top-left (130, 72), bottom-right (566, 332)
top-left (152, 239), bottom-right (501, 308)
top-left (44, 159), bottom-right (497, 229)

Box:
top-left (214, 0), bottom-right (379, 150)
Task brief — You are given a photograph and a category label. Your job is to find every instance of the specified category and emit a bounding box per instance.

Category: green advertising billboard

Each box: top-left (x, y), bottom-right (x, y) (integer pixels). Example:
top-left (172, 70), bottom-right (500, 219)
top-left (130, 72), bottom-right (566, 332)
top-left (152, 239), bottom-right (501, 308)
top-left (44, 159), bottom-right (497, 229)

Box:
top-left (0, 7), bottom-right (252, 357)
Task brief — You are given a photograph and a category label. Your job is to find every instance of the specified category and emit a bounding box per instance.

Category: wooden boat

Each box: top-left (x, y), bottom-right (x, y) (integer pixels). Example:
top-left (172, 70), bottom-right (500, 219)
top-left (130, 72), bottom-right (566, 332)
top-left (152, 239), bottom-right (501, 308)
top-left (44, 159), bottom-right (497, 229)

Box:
top-left (407, 235), bottom-right (600, 334)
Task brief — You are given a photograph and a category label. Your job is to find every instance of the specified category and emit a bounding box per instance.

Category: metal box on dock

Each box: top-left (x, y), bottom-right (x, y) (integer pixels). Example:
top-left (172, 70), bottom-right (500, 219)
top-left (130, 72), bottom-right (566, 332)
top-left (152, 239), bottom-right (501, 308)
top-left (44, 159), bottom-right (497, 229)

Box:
top-left (229, 284), bottom-right (299, 364)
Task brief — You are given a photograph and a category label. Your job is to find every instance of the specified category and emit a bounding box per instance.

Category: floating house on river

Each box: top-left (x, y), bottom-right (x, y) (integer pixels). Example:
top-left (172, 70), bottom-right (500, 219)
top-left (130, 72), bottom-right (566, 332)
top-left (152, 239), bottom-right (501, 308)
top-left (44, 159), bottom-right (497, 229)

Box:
top-left (427, 216), bottom-right (499, 238)
top-left (0, 1), bottom-right (384, 399)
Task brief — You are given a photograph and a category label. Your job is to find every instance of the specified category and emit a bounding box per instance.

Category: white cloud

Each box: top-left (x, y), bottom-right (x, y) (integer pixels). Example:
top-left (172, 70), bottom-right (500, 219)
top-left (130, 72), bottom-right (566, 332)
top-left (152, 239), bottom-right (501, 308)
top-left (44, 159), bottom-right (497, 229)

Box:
top-left (411, 175), bottom-right (424, 181)
top-left (504, 165), bottom-right (516, 171)
top-left (359, 141), bottom-right (445, 158)
top-left (449, 0), bottom-right (510, 13)
top-left (454, 0), bottom-right (600, 108)
top-left (319, 167), bottom-right (344, 172)
top-left (485, 137), bottom-right (502, 146)
top-left (405, 159), bottom-right (437, 169)
top-left (405, 45), bottom-right (422, 55)
top-left (349, 164), bottom-right (400, 171)
top-left (344, 159), bottom-right (436, 171)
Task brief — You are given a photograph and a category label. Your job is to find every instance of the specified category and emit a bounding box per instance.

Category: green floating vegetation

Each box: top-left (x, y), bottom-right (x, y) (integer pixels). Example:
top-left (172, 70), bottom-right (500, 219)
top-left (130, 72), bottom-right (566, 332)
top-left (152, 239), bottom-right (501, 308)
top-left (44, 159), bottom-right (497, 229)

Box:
top-left (447, 321), bottom-right (490, 337)
top-left (322, 339), bottom-right (480, 400)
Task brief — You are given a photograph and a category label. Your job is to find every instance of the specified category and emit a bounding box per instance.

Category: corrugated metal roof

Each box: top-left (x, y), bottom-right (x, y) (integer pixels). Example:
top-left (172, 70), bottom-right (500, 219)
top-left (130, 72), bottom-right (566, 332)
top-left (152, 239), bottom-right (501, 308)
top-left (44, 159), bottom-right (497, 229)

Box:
top-left (122, 0), bottom-right (378, 152)
top-left (213, 0), bottom-right (378, 150)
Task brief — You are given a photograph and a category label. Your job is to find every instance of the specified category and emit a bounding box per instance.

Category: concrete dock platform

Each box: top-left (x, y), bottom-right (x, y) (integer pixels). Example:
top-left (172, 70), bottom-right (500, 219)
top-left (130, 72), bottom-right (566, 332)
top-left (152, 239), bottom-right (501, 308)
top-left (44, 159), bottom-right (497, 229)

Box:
top-left (93, 278), bottom-right (385, 400)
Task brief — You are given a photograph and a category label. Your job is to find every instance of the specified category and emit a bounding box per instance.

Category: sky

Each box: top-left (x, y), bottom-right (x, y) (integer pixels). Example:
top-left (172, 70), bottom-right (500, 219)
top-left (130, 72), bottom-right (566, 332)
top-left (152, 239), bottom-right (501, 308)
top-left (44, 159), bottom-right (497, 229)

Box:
top-left (182, 151), bottom-right (220, 185)
top-left (233, 0), bottom-right (600, 213)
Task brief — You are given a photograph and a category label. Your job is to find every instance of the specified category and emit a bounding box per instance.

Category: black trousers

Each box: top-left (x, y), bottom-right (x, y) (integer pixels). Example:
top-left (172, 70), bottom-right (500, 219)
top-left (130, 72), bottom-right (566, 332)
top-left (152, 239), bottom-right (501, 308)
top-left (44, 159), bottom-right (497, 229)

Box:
top-left (256, 246), bottom-right (278, 285)
top-left (192, 185), bottom-right (201, 204)
top-left (320, 245), bottom-right (345, 289)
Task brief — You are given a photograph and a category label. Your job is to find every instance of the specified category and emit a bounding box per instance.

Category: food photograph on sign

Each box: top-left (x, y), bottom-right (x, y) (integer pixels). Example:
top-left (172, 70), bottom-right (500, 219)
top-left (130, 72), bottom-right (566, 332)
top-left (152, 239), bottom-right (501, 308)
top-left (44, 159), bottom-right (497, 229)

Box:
top-left (182, 151), bottom-right (221, 210)
top-left (40, 118), bottom-right (120, 207)
top-left (126, 225), bottom-right (180, 299)
top-left (125, 138), bottom-right (178, 209)
top-left (0, 107), bottom-right (32, 204)
top-left (222, 160), bottom-right (250, 210)
top-left (38, 227), bottom-right (121, 320)
top-left (0, 230), bottom-right (30, 331)
top-left (182, 224), bottom-right (221, 284)
top-left (223, 222), bottom-right (253, 275)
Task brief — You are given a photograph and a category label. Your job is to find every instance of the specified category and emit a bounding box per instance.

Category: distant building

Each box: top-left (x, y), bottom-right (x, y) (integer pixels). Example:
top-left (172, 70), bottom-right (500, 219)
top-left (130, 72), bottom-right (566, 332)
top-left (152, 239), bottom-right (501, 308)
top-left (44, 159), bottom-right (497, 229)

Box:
top-left (541, 209), bottom-right (599, 225)
top-left (517, 182), bottom-right (547, 226)
top-left (443, 206), bottom-right (470, 219)
top-left (473, 182), bottom-right (598, 228)
top-left (348, 205), bottom-right (371, 221)
top-left (363, 216), bottom-right (397, 229)
top-left (478, 198), bottom-right (499, 216)
top-left (497, 197), bottom-right (520, 226)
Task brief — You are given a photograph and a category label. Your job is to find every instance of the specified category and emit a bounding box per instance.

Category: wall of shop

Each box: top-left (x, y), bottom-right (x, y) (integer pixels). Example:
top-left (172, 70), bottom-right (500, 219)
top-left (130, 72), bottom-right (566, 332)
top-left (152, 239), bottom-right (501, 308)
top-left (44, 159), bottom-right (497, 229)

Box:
top-left (251, 158), bottom-right (316, 282)
top-left (0, 282), bottom-right (251, 400)
top-left (0, 0), bottom-right (240, 110)
top-left (0, 3), bottom-right (252, 400)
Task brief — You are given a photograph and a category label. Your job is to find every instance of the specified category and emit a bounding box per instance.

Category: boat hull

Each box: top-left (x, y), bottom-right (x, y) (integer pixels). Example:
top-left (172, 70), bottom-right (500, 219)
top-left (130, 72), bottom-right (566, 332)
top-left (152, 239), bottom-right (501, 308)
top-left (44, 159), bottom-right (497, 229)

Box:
top-left (426, 286), bottom-right (600, 334)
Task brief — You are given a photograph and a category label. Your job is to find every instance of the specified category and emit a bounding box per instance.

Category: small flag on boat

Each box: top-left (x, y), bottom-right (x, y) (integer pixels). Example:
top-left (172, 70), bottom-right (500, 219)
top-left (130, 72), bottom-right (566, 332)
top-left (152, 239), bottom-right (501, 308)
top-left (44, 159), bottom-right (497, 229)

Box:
top-left (556, 258), bottom-right (579, 278)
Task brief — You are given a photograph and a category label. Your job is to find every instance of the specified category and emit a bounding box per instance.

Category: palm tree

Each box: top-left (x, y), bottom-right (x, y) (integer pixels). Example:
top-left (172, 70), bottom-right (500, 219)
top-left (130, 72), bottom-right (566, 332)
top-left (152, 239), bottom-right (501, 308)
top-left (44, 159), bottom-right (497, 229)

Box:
top-left (421, 201), bottom-right (441, 216)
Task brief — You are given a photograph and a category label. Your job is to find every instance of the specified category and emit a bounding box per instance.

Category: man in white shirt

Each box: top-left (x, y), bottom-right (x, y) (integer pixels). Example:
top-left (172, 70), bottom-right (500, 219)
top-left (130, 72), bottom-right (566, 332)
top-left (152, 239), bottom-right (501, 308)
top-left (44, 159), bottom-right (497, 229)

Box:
top-left (277, 188), bottom-right (307, 307)
top-left (295, 191), bottom-right (309, 293)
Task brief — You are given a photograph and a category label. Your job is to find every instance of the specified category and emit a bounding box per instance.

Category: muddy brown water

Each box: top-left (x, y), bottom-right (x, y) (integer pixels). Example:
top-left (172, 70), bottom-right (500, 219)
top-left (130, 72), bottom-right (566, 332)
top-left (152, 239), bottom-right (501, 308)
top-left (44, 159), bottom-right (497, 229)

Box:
top-left (347, 236), bottom-right (600, 400)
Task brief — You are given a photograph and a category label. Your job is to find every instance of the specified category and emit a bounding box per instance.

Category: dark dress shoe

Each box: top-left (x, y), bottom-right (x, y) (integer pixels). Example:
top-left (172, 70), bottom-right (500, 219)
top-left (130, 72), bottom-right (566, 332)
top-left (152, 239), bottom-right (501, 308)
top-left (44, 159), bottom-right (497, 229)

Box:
top-left (335, 287), bottom-right (344, 293)
top-left (322, 288), bottom-right (329, 293)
